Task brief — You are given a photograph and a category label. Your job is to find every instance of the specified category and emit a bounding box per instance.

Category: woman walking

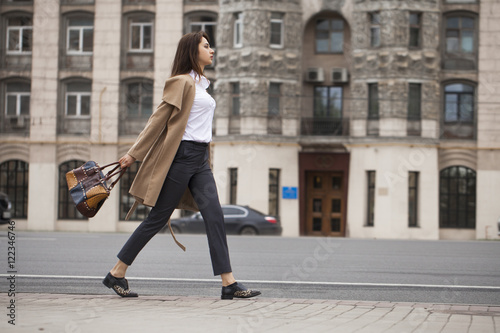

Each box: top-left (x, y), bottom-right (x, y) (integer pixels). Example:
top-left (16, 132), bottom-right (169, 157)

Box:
top-left (103, 31), bottom-right (260, 300)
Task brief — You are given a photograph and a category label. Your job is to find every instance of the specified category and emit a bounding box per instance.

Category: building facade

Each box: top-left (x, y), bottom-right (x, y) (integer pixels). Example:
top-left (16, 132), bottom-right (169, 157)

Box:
top-left (0, 0), bottom-right (499, 240)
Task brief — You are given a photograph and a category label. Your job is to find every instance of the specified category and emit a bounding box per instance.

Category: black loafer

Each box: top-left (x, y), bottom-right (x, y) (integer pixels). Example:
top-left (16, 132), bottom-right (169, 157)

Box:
top-left (221, 282), bottom-right (261, 300)
top-left (102, 272), bottom-right (138, 297)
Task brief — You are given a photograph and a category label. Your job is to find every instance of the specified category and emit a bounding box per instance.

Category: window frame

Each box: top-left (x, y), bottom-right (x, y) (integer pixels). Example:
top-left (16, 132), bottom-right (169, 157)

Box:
top-left (366, 170), bottom-right (376, 227)
top-left (231, 82), bottom-right (240, 116)
top-left (409, 12), bottom-right (422, 49)
top-left (229, 168), bottom-right (237, 205)
top-left (270, 12), bottom-right (284, 49)
top-left (408, 83), bottom-right (421, 120)
top-left (269, 168), bottom-right (280, 217)
top-left (66, 20), bottom-right (94, 55)
top-left (313, 86), bottom-right (343, 119)
top-left (6, 17), bottom-right (33, 55)
top-left (268, 82), bottom-right (281, 116)
top-left (439, 166), bottom-right (476, 229)
top-left (368, 83), bottom-right (379, 119)
top-left (65, 92), bottom-right (91, 118)
top-left (5, 91), bottom-right (30, 117)
top-left (129, 21), bottom-right (154, 52)
top-left (445, 14), bottom-right (476, 55)
top-left (443, 82), bottom-right (474, 124)
top-left (315, 18), bottom-right (344, 54)
top-left (0, 160), bottom-right (29, 219)
top-left (233, 12), bottom-right (243, 48)
top-left (125, 80), bottom-right (154, 119)
top-left (369, 12), bottom-right (381, 48)
top-left (408, 171), bottom-right (419, 227)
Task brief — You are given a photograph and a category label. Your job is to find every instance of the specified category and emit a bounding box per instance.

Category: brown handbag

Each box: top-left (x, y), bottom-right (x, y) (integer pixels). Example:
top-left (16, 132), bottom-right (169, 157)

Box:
top-left (66, 161), bottom-right (126, 218)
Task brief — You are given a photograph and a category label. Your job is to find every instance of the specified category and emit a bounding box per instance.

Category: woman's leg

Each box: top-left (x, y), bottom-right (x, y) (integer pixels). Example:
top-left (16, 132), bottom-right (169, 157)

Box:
top-left (117, 160), bottom-right (193, 266)
top-left (188, 162), bottom-right (232, 277)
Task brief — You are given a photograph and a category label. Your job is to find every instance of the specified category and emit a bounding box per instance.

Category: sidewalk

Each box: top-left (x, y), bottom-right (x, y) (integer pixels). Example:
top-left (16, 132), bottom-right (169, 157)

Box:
top-left (1, 293), bottom-right (499, 332)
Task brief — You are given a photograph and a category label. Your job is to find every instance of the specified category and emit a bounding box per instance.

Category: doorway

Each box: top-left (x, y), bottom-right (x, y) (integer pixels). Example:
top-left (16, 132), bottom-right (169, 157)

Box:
top-left (306, 171), bottom-right (345, 236)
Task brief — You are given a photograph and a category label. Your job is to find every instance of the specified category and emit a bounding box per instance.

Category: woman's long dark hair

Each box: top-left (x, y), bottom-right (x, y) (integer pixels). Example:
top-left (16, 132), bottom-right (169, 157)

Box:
top-left (171, 31), bottom-right (210, 78)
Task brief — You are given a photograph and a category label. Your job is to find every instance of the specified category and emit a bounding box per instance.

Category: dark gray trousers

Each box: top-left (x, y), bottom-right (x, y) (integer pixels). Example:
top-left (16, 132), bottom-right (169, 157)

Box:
top-left (117, 140), bottom-right (232, 276)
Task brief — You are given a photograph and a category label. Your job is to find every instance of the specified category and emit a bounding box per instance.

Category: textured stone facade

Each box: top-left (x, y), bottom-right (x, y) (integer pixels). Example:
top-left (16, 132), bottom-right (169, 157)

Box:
top-left (216, 0), bottom-right (302, 124)
top-left (350, 1), bottom-right (440, 124)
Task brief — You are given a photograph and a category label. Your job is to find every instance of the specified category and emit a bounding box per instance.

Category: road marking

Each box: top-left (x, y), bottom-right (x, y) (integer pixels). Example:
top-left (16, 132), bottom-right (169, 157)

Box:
top-left (2, 274), bottom-right (500, 290)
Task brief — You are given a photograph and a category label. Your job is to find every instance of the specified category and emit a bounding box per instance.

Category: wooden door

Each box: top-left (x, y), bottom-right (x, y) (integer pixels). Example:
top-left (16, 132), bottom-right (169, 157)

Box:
top-left (306, 171), bottom-right (344, 236)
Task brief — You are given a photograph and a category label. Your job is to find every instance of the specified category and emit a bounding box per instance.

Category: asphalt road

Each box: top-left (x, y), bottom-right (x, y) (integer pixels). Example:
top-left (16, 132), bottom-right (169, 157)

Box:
top-left (1, 231), bottom-right (499, 305)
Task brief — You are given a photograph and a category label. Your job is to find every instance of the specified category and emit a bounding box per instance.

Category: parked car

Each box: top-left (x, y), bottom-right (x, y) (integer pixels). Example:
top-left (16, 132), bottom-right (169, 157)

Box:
top-left (0, 192), bottom-right (12, 225)
top-left (161, 205), bottom-right (282, 236)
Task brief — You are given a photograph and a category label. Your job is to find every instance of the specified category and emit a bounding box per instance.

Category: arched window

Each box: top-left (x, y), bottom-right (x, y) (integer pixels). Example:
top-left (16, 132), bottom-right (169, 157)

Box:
top-left (0, 160), bottom-right (29, 218)
top-left (119, 161), bottom-right (150, 220)
top-left (439, 166), bottom-right (476, 229)
top-left (58, 160), bottom-right (87, 220)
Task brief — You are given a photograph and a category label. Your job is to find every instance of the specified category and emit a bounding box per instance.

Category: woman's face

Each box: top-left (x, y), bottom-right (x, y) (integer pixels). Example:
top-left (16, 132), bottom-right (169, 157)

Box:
top-left (198, 37), bottom-right (214, 68)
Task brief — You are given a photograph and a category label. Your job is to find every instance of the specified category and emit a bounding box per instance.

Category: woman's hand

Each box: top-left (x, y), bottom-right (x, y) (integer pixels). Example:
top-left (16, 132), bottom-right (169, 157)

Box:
top-left (119, 154), bottom-right (136, 169)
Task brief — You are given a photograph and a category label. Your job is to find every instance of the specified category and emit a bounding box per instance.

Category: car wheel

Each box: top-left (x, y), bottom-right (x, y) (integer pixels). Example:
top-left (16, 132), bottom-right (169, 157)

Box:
top-left (239, 226), bottom-right (258, 236)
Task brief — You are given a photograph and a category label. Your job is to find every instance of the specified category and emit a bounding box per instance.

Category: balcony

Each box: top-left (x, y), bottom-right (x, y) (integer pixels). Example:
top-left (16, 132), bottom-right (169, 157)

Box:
top-left (300, 117), bottom-right (348, 136)
top-left (218, 115), bottom-right (349, 137)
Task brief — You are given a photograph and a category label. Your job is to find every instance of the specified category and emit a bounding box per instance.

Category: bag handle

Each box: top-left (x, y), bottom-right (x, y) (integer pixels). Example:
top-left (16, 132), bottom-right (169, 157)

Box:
top-left (99, 162), bottom-right (128, 190)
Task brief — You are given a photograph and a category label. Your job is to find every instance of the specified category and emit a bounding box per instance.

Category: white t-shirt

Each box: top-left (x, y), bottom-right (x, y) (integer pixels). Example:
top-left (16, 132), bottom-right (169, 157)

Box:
top-left (181, 70), bottom-right (216, 143)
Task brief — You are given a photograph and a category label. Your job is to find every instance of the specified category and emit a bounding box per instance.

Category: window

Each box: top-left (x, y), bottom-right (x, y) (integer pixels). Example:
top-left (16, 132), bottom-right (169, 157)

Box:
top-left (65, 82), bottom-right (91, 118)
top-left (234, 12), bottom-right (243, 48)
top-left (366, 171), bottom-right (375, 227)
top-left (316, 18), bottom-right (343, 53)
top-left (188, 16), bottom-right (217, 49)
top-left (229, 168), bottom-right (237, 205)
top-left (231, 82), bottom-right (240, 116)
top-left (268, 83), bottom-right (281, 115)
top-left (368, 83), bottom-right (379, 119)
top-left (408, 83), bottom-right (421, 120)
top-left (408, 172), bottom-right (419, 227)
top-left (314, 86), bottom-right (342, 118)
top-left (409, 13), bottom-right (421, 48)
top-left (119, 162), bottom-right (151, 220)
top-left (0, 160), bottom-right (28, 218)
top-left (269, 169), bottom-right (280, 217)
top-left (370, 12), bottom-right (381, 47)
top-left (126, 81), bottom-right (153, 118)
top-left (6, 82), bottom-right (30, 117)
top-left (270, 12), bottom-right (284, 48)
top-left (67, 16), bottom-right (93, 54)
top-left (446, 16), bottom-right (475, 54)
top-left (439, 166), bottom-right (476, 229)
top-left (129, 18), bottom-right (153, 52)
top-left (58, 160), bottom-right (87, 220)
top-left (6, 16), bottom-right (32, 54)
top-left (444, 83), bottom-right (474, 123)
top-left (187, 13), bottom-right (217, 67)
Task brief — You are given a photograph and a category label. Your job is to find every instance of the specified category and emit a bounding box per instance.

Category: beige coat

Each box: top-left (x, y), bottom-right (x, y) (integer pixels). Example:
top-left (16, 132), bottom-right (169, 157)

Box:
top-left (124, 74), bottom-right (200, 250)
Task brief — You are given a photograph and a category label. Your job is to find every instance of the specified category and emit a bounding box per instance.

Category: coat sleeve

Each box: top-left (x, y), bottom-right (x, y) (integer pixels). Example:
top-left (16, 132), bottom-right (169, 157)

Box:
top-left (127, 76), bottom-right (193, 161)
